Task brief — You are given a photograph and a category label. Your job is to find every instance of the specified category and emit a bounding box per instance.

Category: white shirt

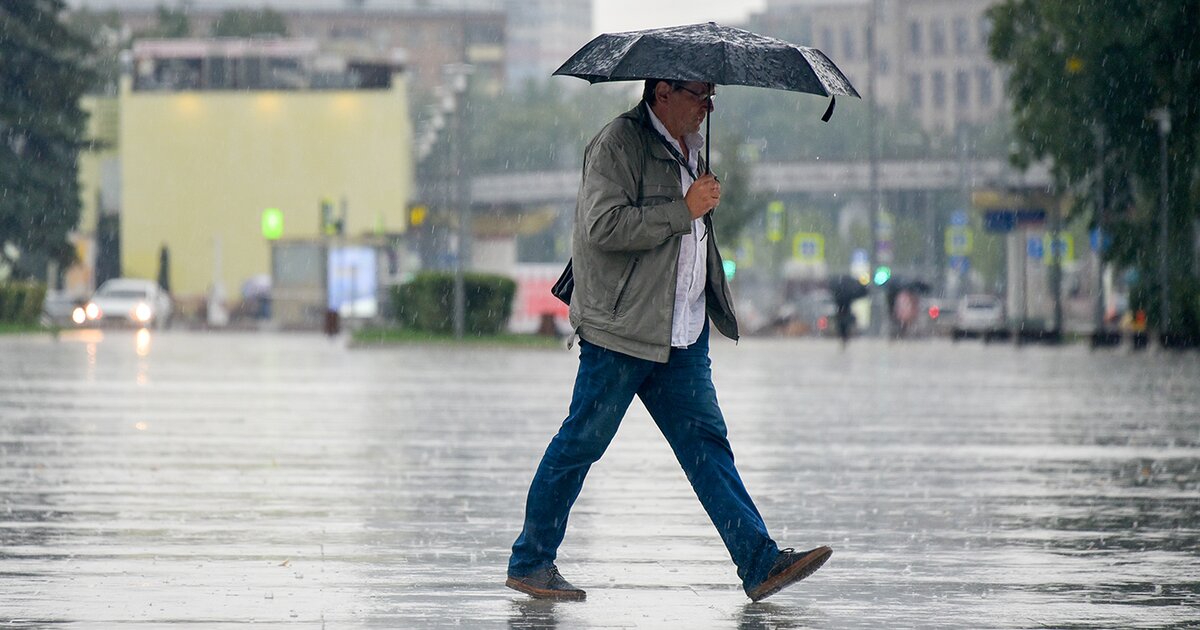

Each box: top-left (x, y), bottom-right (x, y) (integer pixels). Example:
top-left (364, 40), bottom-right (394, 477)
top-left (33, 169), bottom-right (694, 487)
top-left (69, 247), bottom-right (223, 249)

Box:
top-left (646, 104), bottom-right (708, 348)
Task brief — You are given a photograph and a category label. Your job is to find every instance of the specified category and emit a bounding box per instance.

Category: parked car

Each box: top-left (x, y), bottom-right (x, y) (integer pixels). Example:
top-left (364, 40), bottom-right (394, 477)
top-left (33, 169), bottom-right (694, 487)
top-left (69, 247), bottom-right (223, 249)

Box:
top-left (798, 289), bottom-right (839, 337)
top-left (952, 294), bottom-right (1005, 341)
top-left (912, 297), bottom-right (956, 338)
top-left (41, 290), bottom-right (86, 327)
top-left (74, 278), bottom-right (172, 329)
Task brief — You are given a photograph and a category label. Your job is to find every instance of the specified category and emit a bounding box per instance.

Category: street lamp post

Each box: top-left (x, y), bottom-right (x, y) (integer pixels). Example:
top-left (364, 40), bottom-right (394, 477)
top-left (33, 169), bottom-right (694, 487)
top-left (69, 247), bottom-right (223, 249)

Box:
top-left (444, 64), bottom-right (473, 339)
top-left (1091, 124), bottom-right (1108, 345)
top-left (867, 0), bottom-right (883, 335)
top-left (1150, 107), bottom-right (1171, 342)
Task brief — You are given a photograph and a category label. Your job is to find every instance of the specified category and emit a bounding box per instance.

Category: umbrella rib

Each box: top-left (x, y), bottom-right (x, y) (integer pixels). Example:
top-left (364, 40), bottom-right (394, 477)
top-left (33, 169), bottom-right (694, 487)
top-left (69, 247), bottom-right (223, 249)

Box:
top-left (721, 38), bottom-right (733, 88)
top-left (607, 33), bottom-right (647, 81)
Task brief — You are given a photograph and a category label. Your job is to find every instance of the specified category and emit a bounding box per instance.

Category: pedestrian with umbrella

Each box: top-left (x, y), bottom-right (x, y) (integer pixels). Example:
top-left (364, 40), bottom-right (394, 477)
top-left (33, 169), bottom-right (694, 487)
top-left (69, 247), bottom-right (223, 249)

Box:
top-left (829, 274), bottom-right (869, 348)
top-left (508, 23), bottom-right (857, 603)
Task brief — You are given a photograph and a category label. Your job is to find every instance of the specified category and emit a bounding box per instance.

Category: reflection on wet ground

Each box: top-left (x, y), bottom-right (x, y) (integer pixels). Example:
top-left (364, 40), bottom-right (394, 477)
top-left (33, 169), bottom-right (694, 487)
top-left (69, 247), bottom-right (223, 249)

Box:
top-left (1, 331), bottom-right (1198, 628)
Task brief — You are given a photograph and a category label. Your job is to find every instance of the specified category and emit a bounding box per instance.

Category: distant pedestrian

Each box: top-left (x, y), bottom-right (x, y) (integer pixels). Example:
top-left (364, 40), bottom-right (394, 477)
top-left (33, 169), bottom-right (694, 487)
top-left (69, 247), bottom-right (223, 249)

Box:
top-left (506, 79), bottom-right (831, 603)
top-left (893, 289), bottom-right (917, 338)
top-left (835, 299), bottom-right (855, 348)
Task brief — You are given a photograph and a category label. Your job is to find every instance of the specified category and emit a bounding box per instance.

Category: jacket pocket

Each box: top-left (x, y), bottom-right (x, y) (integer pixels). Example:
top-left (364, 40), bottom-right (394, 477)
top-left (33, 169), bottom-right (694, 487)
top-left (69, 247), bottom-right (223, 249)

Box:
top-left (641, 183), bottom-right (679, 207)
top-left (611, 256), bottom-right (639, 318)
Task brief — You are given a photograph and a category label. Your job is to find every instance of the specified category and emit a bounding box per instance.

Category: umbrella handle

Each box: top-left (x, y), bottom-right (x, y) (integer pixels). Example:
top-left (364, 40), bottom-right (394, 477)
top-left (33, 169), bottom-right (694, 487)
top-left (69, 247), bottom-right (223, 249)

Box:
top-left (705, 114), bottom-right (718, 186)
top-left (705, 114), bottom-right (711, 175)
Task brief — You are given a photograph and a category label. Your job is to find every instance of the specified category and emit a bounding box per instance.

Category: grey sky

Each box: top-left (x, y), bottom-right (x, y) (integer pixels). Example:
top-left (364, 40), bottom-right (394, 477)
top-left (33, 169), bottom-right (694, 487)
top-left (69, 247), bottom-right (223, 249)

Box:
top-left (593, 0), bottom-right (766, 35)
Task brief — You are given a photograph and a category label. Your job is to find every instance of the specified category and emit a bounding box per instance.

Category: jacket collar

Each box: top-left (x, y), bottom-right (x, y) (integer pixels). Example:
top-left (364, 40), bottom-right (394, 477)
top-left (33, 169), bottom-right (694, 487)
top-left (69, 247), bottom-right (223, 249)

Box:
top-left (620, 103), bottom-right (707, 173)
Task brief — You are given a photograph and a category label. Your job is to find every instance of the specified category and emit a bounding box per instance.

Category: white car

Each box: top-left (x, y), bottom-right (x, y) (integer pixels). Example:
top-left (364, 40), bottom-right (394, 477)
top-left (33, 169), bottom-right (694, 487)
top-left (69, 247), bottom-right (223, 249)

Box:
top-left (74, 278), bottom-right (172, 329)
top-left (952, 294), bottom-right (1005, 340)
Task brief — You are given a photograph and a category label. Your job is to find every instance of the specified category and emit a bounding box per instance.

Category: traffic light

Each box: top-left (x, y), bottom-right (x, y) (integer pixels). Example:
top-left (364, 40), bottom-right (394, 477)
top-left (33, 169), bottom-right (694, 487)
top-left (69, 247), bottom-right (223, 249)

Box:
top-left (408, 204), bottom-right (428, 228)
top-left (873, 265), bottom-right (892, 286)
top-left (722, 259), bottom-right (737, 280)
top-left (261, 207), bottom-right (283, 240)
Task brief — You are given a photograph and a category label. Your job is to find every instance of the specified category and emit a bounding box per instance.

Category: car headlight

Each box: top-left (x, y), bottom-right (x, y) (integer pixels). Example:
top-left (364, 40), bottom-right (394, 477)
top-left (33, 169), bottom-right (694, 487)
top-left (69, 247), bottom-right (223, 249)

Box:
top-left (85, 303), bottom-right (101, 320)
top-left (72, 307), bottom-right (87, 325)
top-left (134, 303), bottom-right (152, 323)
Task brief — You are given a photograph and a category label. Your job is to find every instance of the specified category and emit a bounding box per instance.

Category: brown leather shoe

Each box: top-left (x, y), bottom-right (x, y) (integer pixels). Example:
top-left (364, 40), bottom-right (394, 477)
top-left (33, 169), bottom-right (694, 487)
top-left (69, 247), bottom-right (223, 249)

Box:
top-left (746, 546), bottom-right (832, 602)
top-left (506, 565), bottom-right (586, 601)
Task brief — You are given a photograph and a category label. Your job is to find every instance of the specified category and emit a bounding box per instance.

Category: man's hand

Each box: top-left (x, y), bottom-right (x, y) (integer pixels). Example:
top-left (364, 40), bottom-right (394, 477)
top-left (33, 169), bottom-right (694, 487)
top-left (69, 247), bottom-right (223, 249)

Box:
top-left (685, 174), bottom-right (721, 219)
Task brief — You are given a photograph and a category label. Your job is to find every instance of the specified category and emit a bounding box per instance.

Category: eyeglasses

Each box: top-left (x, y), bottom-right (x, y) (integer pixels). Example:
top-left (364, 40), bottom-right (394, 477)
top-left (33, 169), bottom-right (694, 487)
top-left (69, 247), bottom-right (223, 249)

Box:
top-left (675, 84), bottom-right (716, 104)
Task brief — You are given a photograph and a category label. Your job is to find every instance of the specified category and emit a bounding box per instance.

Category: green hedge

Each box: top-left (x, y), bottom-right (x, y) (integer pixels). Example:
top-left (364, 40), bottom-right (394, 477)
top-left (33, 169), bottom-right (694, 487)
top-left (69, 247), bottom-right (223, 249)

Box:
top-left (0, 282), bottom-right (47, 324)
top-left (391, 271), bottom-right (516, 335)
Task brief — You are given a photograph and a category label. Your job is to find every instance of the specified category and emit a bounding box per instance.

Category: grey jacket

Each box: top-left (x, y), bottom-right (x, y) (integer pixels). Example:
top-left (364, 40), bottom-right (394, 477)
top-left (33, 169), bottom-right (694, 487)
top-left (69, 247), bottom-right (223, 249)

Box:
top-left (568, 104), bottom-right (738, 362)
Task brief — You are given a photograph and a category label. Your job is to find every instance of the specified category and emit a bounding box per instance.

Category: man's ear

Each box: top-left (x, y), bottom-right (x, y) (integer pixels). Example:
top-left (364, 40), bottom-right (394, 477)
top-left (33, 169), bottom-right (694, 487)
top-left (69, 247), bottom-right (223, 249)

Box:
top-left (654, 81), bottom-right (672, 105)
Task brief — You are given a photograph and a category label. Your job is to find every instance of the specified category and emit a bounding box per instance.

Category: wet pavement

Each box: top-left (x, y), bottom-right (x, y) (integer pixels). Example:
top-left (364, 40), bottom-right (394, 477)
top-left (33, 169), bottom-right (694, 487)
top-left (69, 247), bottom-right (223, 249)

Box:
top-left (1, 329), bottom-right (1198, 629)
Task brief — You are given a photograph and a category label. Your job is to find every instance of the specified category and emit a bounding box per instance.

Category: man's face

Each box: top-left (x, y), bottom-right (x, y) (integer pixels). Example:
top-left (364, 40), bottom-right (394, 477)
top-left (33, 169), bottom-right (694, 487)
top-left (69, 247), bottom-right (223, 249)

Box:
top-left (656, 81), bottom-right (715, 137)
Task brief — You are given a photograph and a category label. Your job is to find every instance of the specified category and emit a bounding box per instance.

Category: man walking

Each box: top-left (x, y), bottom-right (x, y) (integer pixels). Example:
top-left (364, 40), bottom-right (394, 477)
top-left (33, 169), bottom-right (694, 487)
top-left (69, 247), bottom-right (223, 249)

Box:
top-left (506, 79), bottom-right (831, 602)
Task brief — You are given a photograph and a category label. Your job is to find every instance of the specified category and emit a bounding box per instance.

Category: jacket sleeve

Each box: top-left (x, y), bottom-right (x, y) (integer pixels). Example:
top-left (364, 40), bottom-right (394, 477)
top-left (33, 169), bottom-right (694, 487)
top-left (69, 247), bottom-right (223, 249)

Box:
top-left (578, 132), bottom-right (693, 253)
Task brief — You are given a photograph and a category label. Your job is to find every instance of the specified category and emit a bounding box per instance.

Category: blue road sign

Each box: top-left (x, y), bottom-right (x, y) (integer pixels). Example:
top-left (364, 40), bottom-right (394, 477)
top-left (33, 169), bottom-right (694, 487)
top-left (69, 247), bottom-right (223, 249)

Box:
top-left (950, 210), bottom-right (969, 226)
top-left (1027, 237), bottom-right (1044, 260)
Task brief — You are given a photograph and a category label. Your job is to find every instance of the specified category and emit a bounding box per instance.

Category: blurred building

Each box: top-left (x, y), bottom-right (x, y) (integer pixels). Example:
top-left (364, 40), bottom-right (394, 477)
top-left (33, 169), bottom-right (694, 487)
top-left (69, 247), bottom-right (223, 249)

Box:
top-left (754, 0), bottom-right (1005, 134)
top-left (110, 38), bottom-right (413, 309)
top-left (69, 0), bottom-right (596, 92)
top-left (504, 0), bottom-right (592, 88)
top-left (103, 4), bottom-right (507, 94)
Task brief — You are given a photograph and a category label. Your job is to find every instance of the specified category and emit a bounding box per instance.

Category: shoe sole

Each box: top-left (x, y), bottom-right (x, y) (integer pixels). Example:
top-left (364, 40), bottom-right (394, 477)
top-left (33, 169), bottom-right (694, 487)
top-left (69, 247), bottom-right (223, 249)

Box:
top-left (506, 577), bottom-right (587, 601)
top-left (747, 546), bottom-right (833, 602)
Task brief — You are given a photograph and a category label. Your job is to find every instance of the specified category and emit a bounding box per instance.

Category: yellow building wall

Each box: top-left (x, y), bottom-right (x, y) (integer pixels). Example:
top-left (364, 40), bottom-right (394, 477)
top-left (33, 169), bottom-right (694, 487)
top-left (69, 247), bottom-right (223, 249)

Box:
top-left (119, 76), bottom-right (412, 302)
top-left (78, 96), bottom-right (119, 235)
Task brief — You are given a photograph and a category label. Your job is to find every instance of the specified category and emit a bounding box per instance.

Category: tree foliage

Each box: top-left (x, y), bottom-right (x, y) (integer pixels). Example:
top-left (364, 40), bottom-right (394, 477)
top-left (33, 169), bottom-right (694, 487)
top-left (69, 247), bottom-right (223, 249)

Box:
top-left (0, 0), bottom-right (96, 277)
top-left (989, 0), bottom-right (1200, 334)
top-left (63, 8), bottom-right (123, 94)
top-left (464, 80), bottom-right (626, 174)
top-left (210, 8), bottom-right (289, 38)
top-left (137, 5), bottom-right (191, 39)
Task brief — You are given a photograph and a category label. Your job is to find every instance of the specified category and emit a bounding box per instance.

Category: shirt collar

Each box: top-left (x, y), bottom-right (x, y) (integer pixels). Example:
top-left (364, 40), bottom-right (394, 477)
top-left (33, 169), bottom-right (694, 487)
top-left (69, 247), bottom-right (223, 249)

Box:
top-left (645, 102), bottom-right (705, 158)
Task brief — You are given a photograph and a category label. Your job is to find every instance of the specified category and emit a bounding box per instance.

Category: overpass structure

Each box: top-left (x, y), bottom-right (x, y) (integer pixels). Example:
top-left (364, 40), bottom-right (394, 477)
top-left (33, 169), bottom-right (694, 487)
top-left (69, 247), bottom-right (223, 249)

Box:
top-left (469, 159), bottom-right (1053, 206)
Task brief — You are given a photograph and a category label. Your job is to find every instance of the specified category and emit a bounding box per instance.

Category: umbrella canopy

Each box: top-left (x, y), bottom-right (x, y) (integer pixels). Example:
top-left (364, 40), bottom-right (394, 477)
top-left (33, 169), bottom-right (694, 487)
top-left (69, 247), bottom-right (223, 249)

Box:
top-left (829, 274), bottom-right (869, 305)
top-left (554, 22), bottom-right (860, 175)
top-left (554, 22), bottom-right (859, 103)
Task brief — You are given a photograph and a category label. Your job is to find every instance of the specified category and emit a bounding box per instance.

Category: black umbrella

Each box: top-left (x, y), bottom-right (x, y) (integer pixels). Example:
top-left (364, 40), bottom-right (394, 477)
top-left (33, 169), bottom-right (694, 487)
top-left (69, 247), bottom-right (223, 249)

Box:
top-left (828, 274), bottom-right (869, 305)
top-left (554, 22), bottom-right (861, 169)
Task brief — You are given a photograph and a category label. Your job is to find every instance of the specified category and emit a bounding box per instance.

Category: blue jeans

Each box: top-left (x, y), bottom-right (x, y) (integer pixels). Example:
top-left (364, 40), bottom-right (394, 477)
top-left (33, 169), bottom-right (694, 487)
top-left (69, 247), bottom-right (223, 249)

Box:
top-left (508, 323), bottom-right (780, 590)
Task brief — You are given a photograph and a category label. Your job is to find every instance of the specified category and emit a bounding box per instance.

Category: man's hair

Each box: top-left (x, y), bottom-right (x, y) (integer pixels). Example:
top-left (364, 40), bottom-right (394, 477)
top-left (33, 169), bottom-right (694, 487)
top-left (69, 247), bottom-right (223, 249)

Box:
top-left (642, 78), bottom-right (685, 105)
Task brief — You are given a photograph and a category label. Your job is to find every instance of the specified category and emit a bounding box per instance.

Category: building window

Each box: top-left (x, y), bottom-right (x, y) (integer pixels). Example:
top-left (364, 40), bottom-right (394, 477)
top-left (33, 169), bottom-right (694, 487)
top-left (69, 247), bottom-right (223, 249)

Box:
top-left (931, 20), bottom-right (946, 56)
top-left (842, 27), bottom-right (856, 60)
top-left (909, 20), bottom-right (922, 54)
top-left (979, 16), bottom-right (992, 49)
top-left (932, 71), bottom-right (945, 108)
top-left (909, 73), bottom-right (923, 109)
top-left (955, 70), bottom-right (970, 107)
top-left (978, 68), bottom-right (994, 106)
top-left (954, 17), bottom-right (970, 53)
